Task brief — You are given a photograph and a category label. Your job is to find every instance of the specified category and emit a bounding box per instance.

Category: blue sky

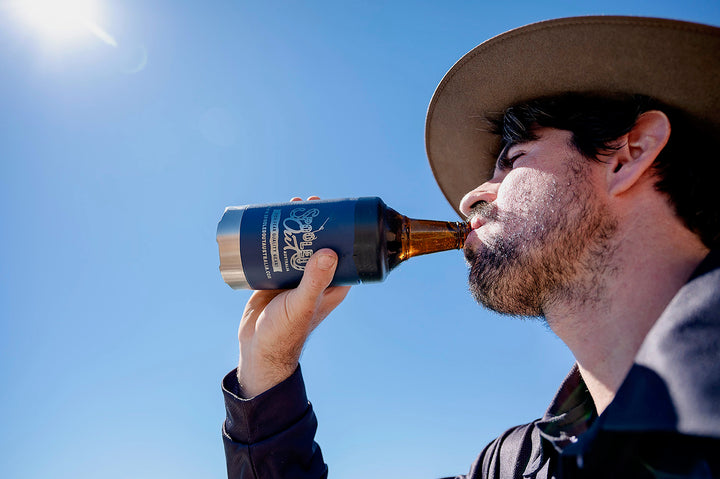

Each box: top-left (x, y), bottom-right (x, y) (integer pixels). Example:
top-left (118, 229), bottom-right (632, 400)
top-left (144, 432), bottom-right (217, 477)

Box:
top-left (2, 1), bottom-right (719, 478)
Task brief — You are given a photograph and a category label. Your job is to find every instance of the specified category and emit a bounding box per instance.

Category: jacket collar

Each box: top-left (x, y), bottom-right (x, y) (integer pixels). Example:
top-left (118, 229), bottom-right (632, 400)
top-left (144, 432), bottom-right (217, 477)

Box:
top-left (598, 249), bottom-right (720, 438)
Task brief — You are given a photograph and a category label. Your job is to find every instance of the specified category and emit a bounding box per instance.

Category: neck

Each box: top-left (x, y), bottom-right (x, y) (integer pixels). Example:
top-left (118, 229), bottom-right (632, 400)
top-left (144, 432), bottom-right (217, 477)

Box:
top-left (545, 207), bottom-right (708, 414)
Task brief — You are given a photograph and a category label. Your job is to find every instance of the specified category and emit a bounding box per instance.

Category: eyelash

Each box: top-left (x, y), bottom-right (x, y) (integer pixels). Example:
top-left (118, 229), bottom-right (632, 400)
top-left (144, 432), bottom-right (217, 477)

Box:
top-left (499, 152), bottom-right (524, 169)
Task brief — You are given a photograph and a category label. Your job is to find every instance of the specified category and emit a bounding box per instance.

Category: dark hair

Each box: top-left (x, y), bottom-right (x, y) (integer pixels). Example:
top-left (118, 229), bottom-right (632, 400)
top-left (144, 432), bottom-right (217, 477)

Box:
top-left (492, 93), bottom-right (720, 249)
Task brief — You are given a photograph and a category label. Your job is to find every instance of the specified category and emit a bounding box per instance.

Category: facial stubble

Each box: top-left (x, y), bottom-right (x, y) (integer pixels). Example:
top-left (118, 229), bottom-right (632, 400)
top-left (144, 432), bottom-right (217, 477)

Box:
top-left (465, 161), bottom-right (619, 318)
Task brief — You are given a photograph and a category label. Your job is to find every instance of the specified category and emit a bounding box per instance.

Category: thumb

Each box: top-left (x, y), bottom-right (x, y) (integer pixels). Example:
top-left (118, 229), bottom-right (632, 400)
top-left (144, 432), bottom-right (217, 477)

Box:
top-left (298, 248), bottom-right (338, 297)
top-left (295, 249), bottom-right (338, 301)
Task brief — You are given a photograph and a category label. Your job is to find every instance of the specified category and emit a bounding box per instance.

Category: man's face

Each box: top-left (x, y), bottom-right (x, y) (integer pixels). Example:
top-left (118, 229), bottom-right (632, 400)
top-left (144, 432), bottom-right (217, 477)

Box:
top-left (461, 127), bottom-right (618, 317)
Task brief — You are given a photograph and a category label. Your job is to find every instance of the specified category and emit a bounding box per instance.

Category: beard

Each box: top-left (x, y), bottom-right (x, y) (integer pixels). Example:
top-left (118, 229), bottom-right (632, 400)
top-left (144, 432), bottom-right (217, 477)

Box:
top-left (465, 164), bottom-right (618, 318)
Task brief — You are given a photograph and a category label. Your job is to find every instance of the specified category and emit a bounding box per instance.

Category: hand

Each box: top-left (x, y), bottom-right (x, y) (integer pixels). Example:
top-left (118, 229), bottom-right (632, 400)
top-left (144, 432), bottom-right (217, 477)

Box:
top-left (236, 198), bottom-right (352, 398)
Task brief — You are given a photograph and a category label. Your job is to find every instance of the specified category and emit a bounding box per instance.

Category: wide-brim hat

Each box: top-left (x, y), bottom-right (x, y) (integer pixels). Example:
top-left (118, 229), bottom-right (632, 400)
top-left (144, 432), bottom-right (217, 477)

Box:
top-left (425, 16), bottom-right (720, 217)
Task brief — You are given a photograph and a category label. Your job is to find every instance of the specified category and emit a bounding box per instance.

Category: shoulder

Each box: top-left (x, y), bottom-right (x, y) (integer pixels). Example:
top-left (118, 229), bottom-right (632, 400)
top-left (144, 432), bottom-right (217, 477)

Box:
top-left (466, 422), bottom-right (544, 479)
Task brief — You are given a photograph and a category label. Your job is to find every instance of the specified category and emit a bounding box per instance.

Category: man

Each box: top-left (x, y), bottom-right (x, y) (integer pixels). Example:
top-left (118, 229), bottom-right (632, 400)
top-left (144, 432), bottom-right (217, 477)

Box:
top-left (221, 16), bottom-right (720, 478)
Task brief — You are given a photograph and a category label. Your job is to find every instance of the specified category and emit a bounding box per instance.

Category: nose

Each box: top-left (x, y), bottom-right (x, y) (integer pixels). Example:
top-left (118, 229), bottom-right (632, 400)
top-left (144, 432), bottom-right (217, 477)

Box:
top-left (459, 180), bottom-right (500, 217)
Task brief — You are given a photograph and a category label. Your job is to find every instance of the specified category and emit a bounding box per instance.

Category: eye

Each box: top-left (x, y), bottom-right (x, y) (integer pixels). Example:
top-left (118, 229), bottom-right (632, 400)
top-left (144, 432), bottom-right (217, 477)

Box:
top-left (498, 151), bottom-right (525, 170)
top-left (509, 152), bottom-right (525, 165)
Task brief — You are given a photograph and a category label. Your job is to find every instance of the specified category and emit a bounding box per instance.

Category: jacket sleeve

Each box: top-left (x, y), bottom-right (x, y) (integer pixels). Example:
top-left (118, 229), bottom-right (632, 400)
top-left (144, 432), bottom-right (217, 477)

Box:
top-left (222, 366), bottom-right (328, 479)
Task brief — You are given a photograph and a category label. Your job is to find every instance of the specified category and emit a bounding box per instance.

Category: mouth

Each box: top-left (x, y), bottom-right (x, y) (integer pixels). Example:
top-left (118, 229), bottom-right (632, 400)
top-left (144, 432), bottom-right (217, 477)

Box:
top-left (463, 214), bottom-right (487, 251)
top-left (464, 202), bottom-right (499, 250)
top-left (466, 200), bottom-right (496, 229)
top-left (469, 215), bottom-right (487, 230)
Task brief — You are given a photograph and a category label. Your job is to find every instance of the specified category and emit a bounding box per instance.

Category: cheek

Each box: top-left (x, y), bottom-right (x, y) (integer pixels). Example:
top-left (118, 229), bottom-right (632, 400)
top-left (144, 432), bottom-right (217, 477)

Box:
top-left (495, 170), bottom-right (559, 215)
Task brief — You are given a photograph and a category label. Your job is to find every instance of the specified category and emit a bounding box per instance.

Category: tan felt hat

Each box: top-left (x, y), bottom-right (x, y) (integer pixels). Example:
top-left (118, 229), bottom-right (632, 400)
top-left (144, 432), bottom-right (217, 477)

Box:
top-left (425, 16), bottom-right (720, 217)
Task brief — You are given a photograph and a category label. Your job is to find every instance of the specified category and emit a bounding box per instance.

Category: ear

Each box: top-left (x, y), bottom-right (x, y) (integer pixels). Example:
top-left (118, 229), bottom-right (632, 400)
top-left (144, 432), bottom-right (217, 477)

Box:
top-left (606, 110), bottom-right (671, 197)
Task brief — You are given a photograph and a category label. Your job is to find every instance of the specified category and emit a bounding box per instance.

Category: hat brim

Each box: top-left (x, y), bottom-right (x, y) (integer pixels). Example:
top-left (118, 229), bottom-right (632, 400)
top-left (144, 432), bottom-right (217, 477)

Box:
top-left (425, 16), bottom-right (720, 217)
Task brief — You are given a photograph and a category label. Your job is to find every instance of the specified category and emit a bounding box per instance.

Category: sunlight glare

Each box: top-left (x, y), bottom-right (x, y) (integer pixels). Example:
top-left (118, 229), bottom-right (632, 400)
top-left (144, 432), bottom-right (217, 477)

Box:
top-left (11, 0), bottom-right (117, 47)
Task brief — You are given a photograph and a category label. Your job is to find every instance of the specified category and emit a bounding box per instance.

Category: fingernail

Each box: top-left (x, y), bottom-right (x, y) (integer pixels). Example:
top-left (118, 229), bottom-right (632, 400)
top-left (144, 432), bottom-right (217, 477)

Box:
top-left (317, 254), bottom-right (336, 271)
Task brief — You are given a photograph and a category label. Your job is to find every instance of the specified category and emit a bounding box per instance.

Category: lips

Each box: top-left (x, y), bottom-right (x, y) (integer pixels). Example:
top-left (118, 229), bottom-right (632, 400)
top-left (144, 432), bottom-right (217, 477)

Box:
top-left (462, 214), bottom-right (484, 251)
top-left (469, 214), bottom-right (487, 230)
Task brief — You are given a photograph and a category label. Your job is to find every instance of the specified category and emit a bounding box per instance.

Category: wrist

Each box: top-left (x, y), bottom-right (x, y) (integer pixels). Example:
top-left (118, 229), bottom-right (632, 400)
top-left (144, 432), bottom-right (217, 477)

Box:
top-left (237, 356), bottom-right (298, 398)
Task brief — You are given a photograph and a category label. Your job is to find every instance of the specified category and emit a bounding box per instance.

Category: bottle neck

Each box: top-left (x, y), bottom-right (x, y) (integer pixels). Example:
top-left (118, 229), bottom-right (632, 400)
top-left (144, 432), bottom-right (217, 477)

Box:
top-left (397, 216), bottom-right (470, 263)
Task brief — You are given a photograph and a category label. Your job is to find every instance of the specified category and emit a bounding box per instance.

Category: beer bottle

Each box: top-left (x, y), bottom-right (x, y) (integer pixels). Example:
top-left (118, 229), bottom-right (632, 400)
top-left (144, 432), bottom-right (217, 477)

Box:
top-left (216, 197), bottom-right (470, 290)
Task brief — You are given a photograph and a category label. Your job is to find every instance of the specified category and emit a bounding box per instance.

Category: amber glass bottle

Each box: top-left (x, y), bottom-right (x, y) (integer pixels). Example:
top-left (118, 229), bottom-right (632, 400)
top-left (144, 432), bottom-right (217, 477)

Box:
top-left (217, 197), bottom-right (469, 290)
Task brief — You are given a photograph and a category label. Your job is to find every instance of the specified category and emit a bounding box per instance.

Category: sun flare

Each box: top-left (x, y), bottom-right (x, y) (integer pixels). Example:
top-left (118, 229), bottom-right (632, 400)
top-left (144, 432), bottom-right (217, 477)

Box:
top-left (11, 0), bottom-right (117, 46)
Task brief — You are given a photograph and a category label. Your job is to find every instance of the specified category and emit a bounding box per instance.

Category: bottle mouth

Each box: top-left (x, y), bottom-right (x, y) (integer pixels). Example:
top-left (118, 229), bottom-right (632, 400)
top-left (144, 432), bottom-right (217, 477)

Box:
top-left (455, 221), bottom-right (471, 248)
top-left (216, 206), bottom-right (250, 289)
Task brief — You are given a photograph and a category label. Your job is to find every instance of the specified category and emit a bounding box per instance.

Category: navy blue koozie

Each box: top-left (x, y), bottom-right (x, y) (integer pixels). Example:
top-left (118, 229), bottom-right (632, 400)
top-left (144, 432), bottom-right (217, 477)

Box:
top-left (217, 198), bottom-right (367, 289)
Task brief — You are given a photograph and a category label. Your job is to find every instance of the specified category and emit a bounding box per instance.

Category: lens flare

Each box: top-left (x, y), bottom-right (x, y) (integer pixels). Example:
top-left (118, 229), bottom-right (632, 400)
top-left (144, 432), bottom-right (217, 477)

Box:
top-left (10, 0), bottom-right (117, 46)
